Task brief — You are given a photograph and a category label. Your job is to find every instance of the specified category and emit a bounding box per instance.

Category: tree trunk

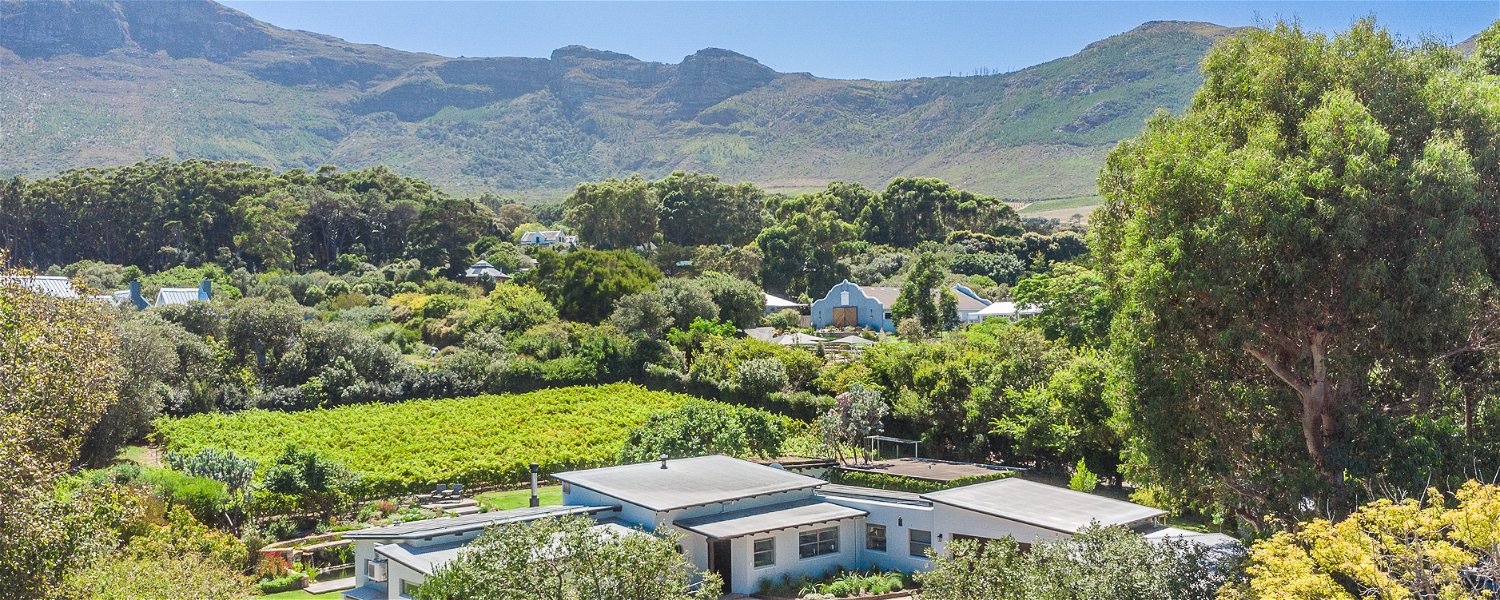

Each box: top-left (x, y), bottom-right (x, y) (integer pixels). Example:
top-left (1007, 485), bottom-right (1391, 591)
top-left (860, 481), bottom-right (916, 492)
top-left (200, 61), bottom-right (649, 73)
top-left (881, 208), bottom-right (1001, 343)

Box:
top-left (1245, 328), bottom-right (1339, 476)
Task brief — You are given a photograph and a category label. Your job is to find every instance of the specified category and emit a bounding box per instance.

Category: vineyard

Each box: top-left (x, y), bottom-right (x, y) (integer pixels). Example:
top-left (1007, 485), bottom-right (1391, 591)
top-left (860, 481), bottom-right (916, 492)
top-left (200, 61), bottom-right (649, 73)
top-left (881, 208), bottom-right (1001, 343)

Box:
top-left (155, 384), bottom-right (695, 494)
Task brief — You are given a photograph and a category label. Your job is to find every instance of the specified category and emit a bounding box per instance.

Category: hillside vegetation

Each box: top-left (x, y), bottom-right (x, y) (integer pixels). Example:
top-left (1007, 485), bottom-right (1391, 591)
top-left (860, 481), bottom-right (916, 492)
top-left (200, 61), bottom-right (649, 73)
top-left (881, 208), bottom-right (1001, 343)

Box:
top-left (155, 384), bottom-right (693, 493)
top-left (0, 0), bottom-right (1240, 204)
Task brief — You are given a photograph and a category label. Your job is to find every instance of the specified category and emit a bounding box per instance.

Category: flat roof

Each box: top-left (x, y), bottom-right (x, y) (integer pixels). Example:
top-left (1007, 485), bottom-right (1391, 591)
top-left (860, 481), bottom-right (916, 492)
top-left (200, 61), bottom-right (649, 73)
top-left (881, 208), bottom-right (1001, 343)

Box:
top-left (553, 455), bottom-right (825, 513)
top-left (923, 478), bottom-right (1165, 534)
top-left (840, 458), bottom-right (1018, 483)
top-left (674, 499), bottom-right (866, 540)
top-left (816, 484), bottom-right (931, 507)
top-left (343, 505), bottom-right (617, 540)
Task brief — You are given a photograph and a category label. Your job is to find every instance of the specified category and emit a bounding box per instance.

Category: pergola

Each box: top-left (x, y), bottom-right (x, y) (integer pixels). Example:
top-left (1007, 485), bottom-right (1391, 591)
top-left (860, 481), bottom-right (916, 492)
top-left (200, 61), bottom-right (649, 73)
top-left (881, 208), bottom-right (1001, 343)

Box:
top-left (865, 435), bottom-right (921, 460)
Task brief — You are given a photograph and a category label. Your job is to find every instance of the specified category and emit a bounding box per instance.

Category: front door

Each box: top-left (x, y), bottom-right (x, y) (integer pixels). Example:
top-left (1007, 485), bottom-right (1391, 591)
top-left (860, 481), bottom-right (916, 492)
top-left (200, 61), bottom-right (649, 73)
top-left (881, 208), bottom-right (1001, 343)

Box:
top-left (709, 539), bottom-right (732, 590)
top-left (832, 306), bottom-right (858, 327)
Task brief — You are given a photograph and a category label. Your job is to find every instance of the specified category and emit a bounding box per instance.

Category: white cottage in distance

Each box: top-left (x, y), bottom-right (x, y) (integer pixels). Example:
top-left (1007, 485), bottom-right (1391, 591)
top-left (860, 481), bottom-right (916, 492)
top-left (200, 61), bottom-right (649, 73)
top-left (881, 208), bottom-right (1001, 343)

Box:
top-left (343, 455), bottom-right (1234, 598)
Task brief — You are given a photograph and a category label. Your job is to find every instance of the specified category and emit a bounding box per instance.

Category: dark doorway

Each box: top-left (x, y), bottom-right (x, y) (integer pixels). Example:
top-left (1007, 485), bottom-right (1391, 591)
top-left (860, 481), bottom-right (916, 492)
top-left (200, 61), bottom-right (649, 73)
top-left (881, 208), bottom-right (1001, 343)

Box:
top-left (709, 539), bottom-right (732, 588)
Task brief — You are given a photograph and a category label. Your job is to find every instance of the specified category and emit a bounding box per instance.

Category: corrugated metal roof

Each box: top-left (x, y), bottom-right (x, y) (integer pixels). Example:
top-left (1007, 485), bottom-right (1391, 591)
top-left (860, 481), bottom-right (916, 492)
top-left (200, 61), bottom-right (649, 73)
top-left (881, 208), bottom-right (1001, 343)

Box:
top-left (0, 275), bottom-right (80, 299)
top-left (553, 455), bottom-right (824, 512)
top-left (154, 287), bottom-right (204, 306)
top-left (923, 478), bottom-right (1165, 534)
top-left (343, 505), bottom-right (616, 540)
top-left (674, 499), bottom-right (866, 540)
top-left (464, 261), bottom-right (509, 279)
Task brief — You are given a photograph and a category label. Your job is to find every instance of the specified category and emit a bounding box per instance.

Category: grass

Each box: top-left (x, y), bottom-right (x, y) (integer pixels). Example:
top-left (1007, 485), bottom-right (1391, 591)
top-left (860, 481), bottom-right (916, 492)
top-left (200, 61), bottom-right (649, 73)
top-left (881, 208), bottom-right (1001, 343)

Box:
top-left (474, 485), bottom-right (563, 510)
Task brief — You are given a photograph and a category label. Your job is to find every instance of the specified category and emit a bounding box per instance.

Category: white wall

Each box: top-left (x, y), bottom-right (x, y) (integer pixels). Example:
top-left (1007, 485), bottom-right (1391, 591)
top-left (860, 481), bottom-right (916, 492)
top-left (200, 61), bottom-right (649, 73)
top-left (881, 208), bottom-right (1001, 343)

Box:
top-left (724, 519), bottom-right (859, 594)
top-left (817, 495), bottom-right (936, 573)
top-left (928, 503), bottom-right (1070, 552)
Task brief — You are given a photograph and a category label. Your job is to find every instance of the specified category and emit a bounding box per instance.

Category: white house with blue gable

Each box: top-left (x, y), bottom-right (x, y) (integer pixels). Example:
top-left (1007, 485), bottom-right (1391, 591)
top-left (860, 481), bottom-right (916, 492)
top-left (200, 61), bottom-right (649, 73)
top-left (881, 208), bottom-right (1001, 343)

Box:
top-left (810, 280), bottom-right (991, 332)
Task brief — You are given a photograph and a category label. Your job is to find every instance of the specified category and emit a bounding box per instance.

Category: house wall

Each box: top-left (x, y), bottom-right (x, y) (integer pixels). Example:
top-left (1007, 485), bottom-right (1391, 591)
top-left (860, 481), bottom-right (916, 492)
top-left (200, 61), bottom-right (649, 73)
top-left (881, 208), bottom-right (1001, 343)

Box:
top-left (727, 518), bottom-right (859, 594)
top-left (810, 281), bottom-right (892, 332)
top-left (350, 532), bottom-right (483, 599)
top-left (927, 503), bottom-right (1071, 551)
top-left (384, 559), bottom-right (426, 599)
top-left (817, 495), bottom-right (936, 573)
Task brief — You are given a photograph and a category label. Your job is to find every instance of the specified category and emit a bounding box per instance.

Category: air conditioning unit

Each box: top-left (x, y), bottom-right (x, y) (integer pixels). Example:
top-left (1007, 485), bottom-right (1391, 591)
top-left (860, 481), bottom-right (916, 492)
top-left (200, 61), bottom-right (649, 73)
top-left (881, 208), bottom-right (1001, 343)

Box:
top-left (365, 559), bottom-right (388, 583)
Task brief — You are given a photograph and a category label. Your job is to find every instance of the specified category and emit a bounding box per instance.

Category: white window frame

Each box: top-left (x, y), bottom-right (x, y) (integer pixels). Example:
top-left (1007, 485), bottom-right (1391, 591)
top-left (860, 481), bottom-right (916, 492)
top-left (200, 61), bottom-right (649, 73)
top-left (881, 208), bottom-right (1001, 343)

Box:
top-left (753, 537), bottom-right (776, 568)
top-left (799, 526), bottom-right (840, 560)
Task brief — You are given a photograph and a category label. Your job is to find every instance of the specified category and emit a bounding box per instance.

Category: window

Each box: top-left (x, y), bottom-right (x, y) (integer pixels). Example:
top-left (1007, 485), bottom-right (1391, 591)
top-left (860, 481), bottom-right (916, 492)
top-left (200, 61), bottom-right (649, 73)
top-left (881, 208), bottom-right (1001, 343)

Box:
top-left (753, 538), bottom-right (776, 568)
top-left (909, 529), bottom-right (932, 558)
top-left (866, 524), bottom-right (887, 552)
top-left (399, 579), bottom-right (416, 598)
top-left (841, 291), bottom-right (850, 305)
top-left (799, 527), bottom-right (839, 559)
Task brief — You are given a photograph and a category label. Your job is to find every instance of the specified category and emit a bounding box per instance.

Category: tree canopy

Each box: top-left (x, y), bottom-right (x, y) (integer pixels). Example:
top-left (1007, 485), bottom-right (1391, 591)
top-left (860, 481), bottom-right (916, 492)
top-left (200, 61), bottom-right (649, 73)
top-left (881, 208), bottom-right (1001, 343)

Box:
top-left (1093, 19), bottom-right (1500, 522)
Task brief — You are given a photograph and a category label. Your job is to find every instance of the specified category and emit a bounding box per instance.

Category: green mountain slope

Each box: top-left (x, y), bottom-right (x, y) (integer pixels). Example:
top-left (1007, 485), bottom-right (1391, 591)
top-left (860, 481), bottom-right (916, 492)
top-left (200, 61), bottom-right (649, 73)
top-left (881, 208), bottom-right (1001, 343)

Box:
top-left (0, 1), bottom-right (1243, 202)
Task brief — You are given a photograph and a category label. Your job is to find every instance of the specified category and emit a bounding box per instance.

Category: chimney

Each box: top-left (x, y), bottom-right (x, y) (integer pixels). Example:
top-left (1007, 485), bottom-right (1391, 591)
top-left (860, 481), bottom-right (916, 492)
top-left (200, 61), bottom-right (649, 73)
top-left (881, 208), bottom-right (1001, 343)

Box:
top-left (529, 463), bottom-right (540, 507)
top-left (128, 280), bottom-right (149, 310)
top-left (198, 278), bottom-right (212, 301)
top-left (660, 454), bottom-right (669, 469)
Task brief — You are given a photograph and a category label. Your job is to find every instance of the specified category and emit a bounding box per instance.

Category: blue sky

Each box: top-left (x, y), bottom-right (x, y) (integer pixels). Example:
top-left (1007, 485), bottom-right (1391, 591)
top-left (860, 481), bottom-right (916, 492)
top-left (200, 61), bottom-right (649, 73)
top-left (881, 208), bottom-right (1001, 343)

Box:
top-left (223, 1), bottom-right (1498, 80)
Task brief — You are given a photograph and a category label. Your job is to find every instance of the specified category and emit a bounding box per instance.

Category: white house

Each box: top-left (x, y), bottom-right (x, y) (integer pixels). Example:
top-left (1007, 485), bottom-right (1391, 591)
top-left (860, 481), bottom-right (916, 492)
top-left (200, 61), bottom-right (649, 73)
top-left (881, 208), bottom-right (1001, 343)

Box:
top-left (974, 301), bottom-right (1043, 320)
top-left (340, 505), bottom-right (617, 600)
top-left (462, 260), bottom-right (511, 283)
top-left (518, 230), bottom-right (577, 248)
top-left (342, 456), bottom-right (1236, 598)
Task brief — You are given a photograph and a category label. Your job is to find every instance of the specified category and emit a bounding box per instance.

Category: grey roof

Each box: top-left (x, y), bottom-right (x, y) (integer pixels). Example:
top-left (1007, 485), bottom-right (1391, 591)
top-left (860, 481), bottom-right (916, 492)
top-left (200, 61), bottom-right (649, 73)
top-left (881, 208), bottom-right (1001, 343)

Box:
top-left (343, 505), bottom-right (616, 540)
top-left (816, 484), bottom-right (931, 507)
top-left (775, 332), bottom-right (824, 346)
top-left (1141, 525), bottom-right (1241, 548)
top-left (827, 335), bottom-right (876, 346)
top-left (154, 287), bottom-right (204, 306)
top-left (923, 478), bottom-right (1165, 534)
top-left (553, 455), bottom-right (825, 512)
top-left (0, 275), bottom-right (80, 299)
top-left (949, 287), bottom-right (990, 312)
top-left (375, 540), bottom-right (464, 575)
top-left (674, 499), bottom-right (866, 540)
top-left (765, 293), bottom-right (805, 309)
top-left (742, 326), bottom-right (776, 342)
top-left (976, 301), bottom-right (1043, 317)
top-left (464, 260), bottom-right (509, 279)
top-left (857, 286), bottom-right (901, 308)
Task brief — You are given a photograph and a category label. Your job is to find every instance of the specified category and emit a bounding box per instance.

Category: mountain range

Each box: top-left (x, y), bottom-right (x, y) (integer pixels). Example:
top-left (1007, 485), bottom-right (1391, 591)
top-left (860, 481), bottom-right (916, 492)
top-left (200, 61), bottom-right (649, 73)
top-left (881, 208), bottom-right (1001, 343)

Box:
top-left (1, 0), bottom-right (1246, 213)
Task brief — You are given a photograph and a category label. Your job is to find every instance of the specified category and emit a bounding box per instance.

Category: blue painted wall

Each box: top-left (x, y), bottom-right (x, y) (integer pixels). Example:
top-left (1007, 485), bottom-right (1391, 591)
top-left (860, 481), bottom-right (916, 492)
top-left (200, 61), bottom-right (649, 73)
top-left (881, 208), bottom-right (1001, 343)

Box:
top-left (810, 280), bottom-right (894, 332)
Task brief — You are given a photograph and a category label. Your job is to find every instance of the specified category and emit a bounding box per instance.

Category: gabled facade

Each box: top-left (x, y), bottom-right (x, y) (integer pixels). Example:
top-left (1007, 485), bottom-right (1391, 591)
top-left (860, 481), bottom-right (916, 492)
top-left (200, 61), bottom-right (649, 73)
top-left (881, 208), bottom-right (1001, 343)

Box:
top-left (518, 230), bottom-right (577, 248)
top-left (810, 280), bottom-right (994, 332)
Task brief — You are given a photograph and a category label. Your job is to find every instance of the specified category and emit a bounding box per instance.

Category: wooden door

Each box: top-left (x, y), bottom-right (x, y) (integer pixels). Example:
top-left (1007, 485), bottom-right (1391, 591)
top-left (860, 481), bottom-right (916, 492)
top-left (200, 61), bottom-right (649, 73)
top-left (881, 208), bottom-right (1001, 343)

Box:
top-left (832, 306), bottom-right (858, 327)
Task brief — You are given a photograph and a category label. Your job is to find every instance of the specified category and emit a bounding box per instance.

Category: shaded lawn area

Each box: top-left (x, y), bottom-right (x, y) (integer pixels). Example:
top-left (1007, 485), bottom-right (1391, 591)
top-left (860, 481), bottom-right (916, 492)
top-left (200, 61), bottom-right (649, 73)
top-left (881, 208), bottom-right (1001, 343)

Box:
top-left (475, 485), bottom-right (563, 510)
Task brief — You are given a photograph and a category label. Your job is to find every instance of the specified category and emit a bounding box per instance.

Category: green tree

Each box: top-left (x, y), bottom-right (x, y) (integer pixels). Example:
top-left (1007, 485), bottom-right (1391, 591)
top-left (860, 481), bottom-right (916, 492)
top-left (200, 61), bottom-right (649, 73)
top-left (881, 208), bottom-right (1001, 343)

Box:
top-left (920, 526), bottom-right (1238, 600)
top-left (414, 516), bottom-right (722, 600)
top-left (260, 446), bottom-right (361, 519)
top-left (0, 264), bottom-right (122, 598)
top-left (817, 383), bottom-right (889, 464)
top-left (1011, 263), bottom-right (1113, 348)
top-left (525, 249), bottom-right (663, 323)
top-left (1222, 481), bottom-right (1500, 600)
top-left (619, 402), bottom-right (787, 462)
top-left (563, 175), bottom-right (659, 249)
top-left (757, 193), bottom-right (854, 297)
top-left (1093, 20), bottom-right (1500, 520)
top-left (892, 253), bottom-right (953, 333)
top-left (233, 187), bottom-right (309, 271)
top-left (655, 171), bottom-right (766, 246)
top-left (465, 284), bottom-right (559, 337)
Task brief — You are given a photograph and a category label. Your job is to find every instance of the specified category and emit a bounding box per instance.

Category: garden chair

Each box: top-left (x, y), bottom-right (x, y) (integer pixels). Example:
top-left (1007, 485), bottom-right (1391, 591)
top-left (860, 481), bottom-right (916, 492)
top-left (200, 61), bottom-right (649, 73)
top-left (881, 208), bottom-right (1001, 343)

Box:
top-left (433, 483), bottom-right (449, 499)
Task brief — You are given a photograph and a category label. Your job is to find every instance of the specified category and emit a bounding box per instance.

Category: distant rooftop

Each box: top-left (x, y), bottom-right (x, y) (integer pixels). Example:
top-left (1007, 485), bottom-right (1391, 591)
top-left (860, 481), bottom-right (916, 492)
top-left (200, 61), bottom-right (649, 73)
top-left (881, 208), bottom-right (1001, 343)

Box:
top-left (344, 505), bottom-right (617, 540)
top-left (0, 275), bottom-right (79, 299)
top-left (553, 455), bottom-right (824, 512)
top-left (923, 478), bottom-right (1165, 534)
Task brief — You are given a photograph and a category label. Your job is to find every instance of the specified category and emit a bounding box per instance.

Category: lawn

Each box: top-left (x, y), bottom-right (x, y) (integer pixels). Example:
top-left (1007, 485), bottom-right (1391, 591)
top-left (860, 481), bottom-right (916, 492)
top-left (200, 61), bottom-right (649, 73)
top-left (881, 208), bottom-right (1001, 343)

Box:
top-left (155, 384), bottom-right (696, 494)
top-left (475, 485), bottom-right (563, 510)
top-left (260, 590), bottom-right (324, 599)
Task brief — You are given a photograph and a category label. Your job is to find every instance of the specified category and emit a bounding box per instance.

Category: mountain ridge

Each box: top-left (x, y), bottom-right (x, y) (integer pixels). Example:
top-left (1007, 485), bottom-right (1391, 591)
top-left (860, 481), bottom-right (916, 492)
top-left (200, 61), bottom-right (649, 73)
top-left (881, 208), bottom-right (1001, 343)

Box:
top-left (0, 0), bottom-right (1247, 206)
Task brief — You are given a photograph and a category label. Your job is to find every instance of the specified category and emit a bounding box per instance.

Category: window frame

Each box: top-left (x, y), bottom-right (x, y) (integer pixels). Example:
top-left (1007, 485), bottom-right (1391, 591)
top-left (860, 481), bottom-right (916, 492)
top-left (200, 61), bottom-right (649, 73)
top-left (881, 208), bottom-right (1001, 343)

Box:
top-left (865, 523), bottom-right (887, 552)
top-left (753, 537), bottom-right (776, 568)
top-left (798, 526), bottom-right (840, 560)
top-left (909, 529), bottom-right (933, 558)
